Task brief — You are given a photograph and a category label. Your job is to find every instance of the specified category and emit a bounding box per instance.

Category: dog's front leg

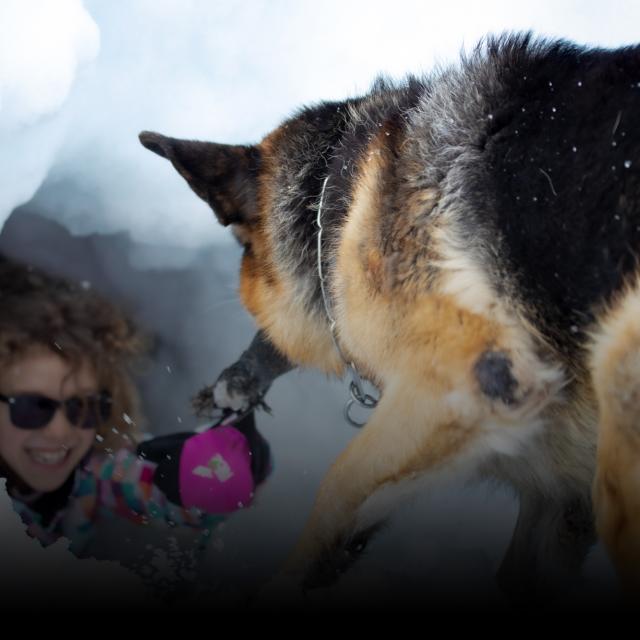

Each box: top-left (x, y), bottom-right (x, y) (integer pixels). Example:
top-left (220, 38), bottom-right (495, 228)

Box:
top-left (280, 377), bottom-right (505, 593)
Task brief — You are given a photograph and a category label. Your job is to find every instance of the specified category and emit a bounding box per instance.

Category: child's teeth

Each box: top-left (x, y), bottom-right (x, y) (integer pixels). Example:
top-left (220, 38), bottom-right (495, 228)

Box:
top-left (30, 450), bottom-right (68, 465)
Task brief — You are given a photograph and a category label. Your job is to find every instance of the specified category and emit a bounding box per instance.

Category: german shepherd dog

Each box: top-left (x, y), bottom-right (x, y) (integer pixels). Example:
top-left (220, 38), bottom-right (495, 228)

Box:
top-left (140, 34), bottom-right (640, 603)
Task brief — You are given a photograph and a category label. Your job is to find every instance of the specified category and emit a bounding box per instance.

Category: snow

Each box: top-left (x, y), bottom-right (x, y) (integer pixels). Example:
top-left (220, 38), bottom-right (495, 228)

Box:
top-left (0, 0), bottom-right (98, 226)
top-left (3, 1), bottom-right (640, 253)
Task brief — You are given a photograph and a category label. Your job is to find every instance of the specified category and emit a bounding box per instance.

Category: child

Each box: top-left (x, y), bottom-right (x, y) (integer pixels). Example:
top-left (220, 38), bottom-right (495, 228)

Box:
top-left (0, 255), bottom-right (270, 562)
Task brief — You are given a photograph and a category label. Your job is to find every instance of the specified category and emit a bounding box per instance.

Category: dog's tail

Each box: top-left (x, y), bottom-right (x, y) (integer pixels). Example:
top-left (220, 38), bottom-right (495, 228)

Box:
top-left (590, 277), bottom-right (640, 593)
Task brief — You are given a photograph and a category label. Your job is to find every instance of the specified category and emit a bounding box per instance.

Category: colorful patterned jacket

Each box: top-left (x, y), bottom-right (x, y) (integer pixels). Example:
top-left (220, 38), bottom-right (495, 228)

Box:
top-left (9, 448), bottom-right (223, 554)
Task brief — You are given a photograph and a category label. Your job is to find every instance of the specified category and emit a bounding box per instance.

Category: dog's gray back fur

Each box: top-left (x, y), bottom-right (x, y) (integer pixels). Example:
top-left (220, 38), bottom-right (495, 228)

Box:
top-left (268, 34), bottom-right (640, 365)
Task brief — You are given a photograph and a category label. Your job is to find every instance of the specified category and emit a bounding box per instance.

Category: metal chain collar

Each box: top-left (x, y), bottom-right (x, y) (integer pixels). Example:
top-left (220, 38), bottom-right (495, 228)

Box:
top-left (315, 176), bottom-right (380, 427)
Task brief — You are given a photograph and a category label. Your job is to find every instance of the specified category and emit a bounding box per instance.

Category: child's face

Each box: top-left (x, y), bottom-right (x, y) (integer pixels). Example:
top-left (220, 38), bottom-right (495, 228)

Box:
top-left (0, 349), bottom-right (99, 492)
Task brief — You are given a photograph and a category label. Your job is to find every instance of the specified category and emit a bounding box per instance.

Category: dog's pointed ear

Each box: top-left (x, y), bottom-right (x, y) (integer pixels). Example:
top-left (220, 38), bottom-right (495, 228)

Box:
top-left (139, 131), bottom-right (260, 226)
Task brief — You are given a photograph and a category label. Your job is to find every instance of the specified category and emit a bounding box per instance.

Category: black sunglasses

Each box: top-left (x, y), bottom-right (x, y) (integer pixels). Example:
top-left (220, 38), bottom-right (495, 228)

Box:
top-left (0, 391), bottom-right (112, 430)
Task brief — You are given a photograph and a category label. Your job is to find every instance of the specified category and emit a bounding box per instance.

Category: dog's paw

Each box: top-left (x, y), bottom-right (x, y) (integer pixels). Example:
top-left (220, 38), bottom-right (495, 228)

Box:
top-left (212, 378), bottom-right (253, 412)
top-left (212, 360), bottom-right (266, 412)
top-left (192, 360), bottom-right (269, 417)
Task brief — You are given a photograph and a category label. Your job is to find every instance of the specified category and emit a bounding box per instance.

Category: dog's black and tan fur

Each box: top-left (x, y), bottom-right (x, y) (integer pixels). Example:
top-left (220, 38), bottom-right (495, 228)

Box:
top-left (140, 34), bottom-right (640, 601)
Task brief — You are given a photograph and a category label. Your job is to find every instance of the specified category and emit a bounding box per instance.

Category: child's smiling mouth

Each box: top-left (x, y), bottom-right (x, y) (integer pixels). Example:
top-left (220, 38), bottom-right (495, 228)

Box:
top-left (26, 446), bottom-right (71, 467)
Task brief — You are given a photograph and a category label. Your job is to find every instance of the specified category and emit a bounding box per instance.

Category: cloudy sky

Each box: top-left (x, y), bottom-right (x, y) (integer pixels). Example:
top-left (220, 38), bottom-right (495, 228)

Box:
top-left (1, 0), bottom-right (634, 608)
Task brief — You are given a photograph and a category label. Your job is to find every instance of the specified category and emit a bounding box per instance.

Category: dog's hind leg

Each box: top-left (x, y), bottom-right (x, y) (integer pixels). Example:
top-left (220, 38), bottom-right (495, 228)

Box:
top-left (590, 278), bottom-right (640, 593)
top-left (281, 380), bottom-right (477, 591)
top-left (496, 491), bottom-right (595, 603)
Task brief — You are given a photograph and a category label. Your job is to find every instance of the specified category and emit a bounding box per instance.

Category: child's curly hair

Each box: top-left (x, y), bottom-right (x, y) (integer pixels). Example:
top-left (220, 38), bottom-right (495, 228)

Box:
top-left (0, 255), bottom-right (148, 451)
